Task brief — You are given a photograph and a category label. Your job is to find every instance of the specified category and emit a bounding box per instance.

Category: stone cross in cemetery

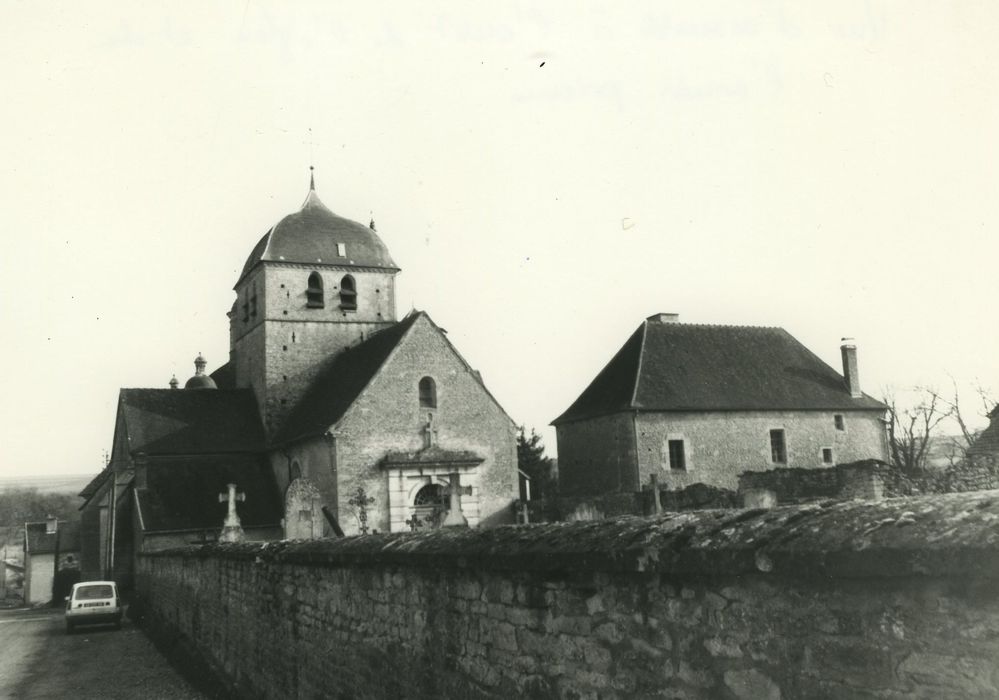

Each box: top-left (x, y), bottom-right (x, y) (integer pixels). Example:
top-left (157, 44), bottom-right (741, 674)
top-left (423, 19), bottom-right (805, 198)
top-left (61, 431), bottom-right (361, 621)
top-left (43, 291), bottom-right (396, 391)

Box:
top-left (442, 472), bottom-right (470, 528)
top-left (218, 482), bottom-right (246, 543)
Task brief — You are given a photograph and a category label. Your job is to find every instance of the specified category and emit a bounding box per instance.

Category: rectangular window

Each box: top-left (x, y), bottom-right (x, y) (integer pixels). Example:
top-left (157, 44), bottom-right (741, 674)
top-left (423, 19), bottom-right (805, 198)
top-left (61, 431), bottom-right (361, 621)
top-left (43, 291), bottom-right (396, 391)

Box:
top-left (770, 429), bottom-right (787, 464)
top-left (822, 448), bottom-right (834, 464)
top-left (668, 440), bottom-right (686, 471)
top-left (834, 414), bottom-right (845, 431)
top-left (336, 243), bottom-right (346, 257)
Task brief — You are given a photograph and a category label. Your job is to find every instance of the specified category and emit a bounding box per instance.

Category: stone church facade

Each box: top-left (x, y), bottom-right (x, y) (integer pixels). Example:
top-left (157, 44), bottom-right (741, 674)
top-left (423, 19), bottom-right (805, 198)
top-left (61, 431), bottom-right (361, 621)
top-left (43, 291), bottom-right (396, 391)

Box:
top-left (79, 174), bottom-right (517, 585)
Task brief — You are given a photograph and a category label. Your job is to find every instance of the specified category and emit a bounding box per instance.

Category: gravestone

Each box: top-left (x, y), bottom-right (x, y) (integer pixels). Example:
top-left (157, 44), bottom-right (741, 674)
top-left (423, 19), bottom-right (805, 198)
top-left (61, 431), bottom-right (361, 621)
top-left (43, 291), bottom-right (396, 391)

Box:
top-left (218, 483), bottom-right (246, 543)
top-left (284, 478), bottom-right (323, 540)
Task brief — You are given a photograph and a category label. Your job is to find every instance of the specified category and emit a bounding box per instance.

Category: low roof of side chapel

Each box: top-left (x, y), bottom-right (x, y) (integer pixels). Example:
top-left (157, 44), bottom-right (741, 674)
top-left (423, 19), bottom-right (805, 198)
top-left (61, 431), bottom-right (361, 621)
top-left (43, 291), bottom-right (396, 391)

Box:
top-left (116, 388), bottom-right (266, 455)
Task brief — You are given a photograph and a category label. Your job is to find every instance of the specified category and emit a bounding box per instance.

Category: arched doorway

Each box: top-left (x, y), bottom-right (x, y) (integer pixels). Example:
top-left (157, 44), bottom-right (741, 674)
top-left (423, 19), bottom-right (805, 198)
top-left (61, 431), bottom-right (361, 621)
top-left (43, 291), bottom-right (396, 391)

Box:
top-left (412, 483), bottom-right (448, 528)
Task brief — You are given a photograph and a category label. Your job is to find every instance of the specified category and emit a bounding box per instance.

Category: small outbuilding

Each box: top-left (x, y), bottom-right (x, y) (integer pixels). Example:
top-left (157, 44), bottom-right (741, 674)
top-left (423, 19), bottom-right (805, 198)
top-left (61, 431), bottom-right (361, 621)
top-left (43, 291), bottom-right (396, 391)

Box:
top-left (553, 313), bottom-right (889, 495)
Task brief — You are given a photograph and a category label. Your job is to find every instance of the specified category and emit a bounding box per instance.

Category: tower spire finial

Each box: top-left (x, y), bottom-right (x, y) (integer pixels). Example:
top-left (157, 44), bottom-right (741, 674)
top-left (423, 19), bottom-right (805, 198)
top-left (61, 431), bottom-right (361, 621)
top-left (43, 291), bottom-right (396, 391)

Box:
top-left (309, 165), bottom-right (315, 191)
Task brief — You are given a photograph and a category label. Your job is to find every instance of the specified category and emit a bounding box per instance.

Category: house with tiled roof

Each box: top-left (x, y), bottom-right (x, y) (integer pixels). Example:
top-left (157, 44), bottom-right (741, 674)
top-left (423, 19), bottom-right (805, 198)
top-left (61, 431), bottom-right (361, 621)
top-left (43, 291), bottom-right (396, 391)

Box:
top-left (553, 313), bottom-right (889, 495)
top-left (23, 517), bottom-right (80, 605)
top-left (80, 174), bottom-right (517, 587)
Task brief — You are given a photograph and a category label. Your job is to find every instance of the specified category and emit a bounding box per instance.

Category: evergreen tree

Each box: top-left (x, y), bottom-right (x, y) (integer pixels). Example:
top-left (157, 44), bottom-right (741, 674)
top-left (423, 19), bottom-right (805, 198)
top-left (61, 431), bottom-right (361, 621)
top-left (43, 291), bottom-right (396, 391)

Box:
top-left (517, 427), bottom-right (556, 500)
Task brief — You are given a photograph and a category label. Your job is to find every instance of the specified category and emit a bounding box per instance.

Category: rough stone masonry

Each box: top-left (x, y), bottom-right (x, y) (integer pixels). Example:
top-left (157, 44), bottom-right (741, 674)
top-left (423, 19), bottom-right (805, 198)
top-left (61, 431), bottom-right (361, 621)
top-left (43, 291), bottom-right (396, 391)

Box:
top-left (137, 491), bottom-right (999, 699)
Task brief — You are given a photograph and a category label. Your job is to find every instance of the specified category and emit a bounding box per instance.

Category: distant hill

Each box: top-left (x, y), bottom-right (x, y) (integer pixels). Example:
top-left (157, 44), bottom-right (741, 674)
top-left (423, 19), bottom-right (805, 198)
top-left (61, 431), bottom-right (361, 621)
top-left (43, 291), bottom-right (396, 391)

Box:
top-left (0, 474), bottom-right (93, 494)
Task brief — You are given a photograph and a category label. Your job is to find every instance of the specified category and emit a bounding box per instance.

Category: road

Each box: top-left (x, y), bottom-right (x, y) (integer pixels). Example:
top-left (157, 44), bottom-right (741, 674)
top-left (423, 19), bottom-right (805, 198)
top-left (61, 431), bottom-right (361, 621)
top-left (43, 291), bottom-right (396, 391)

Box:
top-left (0, 606), bottom-right (212, 699)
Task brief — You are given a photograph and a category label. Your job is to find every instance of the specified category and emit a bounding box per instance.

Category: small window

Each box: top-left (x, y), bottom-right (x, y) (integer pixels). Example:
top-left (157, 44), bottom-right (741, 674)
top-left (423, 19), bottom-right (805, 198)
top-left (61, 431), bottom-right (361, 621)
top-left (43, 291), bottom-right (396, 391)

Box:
top-left (242, 299), bottom-right (249, 322)
top-left (339, 275), bottom-right (357, 310)
top-left (419, 376), bottom-right (437, 408)
top-left (770, 429), bottom-right (787, 464)
top-left (250, 286), bottom-right (258, 317)
top-left (306, 272), bottom-right (324, 308)
top-left (834, 414), bottom-right (845, 431)
top-left (822, 448), bottom-right (834, 465)
top-left (336, 243), bottom-right (346, 257)
top-left (668, 440), bottom-right (686, 471)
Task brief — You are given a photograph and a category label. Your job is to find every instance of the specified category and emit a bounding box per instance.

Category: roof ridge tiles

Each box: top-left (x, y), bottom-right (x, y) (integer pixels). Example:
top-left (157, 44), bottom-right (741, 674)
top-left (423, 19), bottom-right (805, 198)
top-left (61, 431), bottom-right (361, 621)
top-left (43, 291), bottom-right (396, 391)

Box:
top-left (648, 321), bottom-right (784, 330)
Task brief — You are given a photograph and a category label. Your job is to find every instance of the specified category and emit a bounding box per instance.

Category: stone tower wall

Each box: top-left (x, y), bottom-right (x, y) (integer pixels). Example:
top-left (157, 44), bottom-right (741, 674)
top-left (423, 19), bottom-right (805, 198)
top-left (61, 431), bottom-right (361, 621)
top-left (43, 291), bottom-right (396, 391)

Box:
top-left (230, 263), bottom-right (398, 434)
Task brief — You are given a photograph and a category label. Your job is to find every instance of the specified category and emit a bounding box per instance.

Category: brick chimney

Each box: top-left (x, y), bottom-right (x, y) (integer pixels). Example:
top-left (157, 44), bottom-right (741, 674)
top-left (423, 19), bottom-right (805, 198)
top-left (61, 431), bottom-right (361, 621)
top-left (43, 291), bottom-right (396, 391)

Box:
top-left (840, 338), bottom-right (862, 398)
top-left (45, 515), bottom-right (58, 534)
top-left (647, 313), bottom-right (680, 324)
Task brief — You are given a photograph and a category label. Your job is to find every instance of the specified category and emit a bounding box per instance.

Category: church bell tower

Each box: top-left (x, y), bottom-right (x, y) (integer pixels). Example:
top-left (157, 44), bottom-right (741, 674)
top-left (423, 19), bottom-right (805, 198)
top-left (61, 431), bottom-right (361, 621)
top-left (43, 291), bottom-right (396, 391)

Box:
top-left (229, 171), bottom-right (400, 435)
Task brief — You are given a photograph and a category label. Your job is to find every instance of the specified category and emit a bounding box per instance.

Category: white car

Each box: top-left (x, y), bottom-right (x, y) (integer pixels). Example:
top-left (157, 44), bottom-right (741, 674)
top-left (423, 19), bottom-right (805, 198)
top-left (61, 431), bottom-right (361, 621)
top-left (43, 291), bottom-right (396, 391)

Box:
top-left (65, 581), bottom-right (123, 633)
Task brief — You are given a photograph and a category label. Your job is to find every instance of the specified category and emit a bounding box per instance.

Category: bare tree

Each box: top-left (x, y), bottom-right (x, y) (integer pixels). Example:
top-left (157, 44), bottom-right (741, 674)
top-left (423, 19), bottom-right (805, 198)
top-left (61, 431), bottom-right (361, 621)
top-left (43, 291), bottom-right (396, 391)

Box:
top-left (884, 387), bottom-right (951, 473)
top-left (933, 380), bottom-right (995, 466)
top-left (884, 383), bottom-right (996, 472)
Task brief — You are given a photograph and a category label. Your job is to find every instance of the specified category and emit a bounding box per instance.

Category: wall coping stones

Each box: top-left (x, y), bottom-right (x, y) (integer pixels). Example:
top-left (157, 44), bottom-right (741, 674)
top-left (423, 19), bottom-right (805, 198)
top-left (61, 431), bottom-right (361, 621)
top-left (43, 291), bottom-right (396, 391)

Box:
top-left (142, 491), bottom-right (999, 580)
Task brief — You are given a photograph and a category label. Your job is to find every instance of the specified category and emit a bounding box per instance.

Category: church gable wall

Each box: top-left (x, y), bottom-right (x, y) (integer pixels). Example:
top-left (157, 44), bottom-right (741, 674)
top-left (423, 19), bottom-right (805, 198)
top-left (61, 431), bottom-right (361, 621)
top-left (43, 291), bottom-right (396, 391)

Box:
top-left (333, 316), bottom-right (517, 535)
top-left (109, 407), bottom-right (133, 470)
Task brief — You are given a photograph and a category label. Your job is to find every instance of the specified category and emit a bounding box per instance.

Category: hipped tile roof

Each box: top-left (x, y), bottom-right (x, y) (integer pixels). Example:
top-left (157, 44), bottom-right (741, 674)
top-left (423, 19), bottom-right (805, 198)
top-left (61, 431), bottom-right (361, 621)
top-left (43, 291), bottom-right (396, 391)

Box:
top-left (237, 186), bottom-right (398, 285)
top-left (554, 319), bottom-right (885, 425)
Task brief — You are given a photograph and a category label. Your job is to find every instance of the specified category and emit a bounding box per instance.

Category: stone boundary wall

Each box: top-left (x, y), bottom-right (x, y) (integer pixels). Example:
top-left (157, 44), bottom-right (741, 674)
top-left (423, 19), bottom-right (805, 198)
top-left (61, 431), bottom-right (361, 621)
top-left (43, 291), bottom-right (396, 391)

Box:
top-left (740, 459), bottom-right (999, 505)
top-left (528, 483), bottom-right (739, 522)
top-left (738, 462), bottom-right (878, 504)
top-left (137, 492), bottom-right (999, 699)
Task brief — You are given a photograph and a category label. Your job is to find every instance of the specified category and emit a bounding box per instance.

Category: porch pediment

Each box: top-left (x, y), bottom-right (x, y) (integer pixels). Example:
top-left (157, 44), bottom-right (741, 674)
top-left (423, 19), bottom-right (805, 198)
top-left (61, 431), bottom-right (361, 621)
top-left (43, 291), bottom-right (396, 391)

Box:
top-left (381, 446), bottom-right (484, 470)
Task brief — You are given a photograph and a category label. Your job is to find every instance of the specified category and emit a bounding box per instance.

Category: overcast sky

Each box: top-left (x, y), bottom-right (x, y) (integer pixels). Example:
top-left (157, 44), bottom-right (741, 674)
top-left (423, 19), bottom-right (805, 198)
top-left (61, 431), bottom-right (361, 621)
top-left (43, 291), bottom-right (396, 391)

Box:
top-left (2, 3), bottom-right (997, 478)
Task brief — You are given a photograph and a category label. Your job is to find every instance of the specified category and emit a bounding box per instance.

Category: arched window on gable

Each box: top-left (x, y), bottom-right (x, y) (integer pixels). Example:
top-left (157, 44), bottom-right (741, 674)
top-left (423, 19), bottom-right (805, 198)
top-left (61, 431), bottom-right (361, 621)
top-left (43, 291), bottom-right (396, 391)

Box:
top-left (339, 275), bottom-right (357, 310)
top-left (419, 376), bottom-right (437, 408)
top-left (306, 272), bottom-right (324, 308)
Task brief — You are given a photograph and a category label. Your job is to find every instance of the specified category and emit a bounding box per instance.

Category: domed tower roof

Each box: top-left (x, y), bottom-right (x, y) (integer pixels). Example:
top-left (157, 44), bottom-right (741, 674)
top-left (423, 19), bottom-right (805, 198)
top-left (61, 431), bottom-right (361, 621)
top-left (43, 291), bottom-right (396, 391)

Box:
top-left (236, 171), bottom-right (398, 286)
top-left (185, 353), bottom-right (218, 390)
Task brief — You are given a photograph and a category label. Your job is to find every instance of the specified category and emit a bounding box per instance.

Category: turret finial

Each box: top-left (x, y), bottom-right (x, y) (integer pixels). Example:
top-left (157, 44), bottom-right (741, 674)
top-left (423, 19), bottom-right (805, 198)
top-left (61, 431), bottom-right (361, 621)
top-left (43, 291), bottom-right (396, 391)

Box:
top-left (309, 165), bottom-right (315, 191)
top-left (194, 353), bottom-right (207, 376)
